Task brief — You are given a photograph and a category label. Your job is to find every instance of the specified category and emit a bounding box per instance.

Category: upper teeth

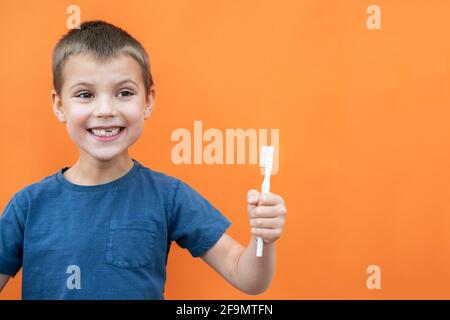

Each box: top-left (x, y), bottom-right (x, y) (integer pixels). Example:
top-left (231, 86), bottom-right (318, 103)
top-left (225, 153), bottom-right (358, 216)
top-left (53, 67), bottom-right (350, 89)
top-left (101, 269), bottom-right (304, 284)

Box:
top-left (90, 127), bottom-right (122, 137)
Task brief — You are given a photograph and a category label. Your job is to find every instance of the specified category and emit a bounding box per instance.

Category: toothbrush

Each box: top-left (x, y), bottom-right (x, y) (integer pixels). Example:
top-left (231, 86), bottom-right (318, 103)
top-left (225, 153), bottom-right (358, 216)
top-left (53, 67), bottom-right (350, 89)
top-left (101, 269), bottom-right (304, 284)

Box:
top-left (257, 145), bottom-right (274, 257)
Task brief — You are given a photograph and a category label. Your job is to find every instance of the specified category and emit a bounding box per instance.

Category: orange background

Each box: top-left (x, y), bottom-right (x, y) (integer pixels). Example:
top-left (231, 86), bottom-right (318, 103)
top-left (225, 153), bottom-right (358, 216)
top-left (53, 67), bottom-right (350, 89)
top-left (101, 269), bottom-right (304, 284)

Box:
top-left (1, 0), bottom-right (450, 299)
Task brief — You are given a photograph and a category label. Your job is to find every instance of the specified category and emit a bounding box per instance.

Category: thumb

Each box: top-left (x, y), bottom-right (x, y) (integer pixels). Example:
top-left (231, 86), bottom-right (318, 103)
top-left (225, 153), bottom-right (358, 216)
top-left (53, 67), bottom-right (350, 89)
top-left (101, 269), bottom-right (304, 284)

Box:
top-left (247, 189), bottom-right (260, 206)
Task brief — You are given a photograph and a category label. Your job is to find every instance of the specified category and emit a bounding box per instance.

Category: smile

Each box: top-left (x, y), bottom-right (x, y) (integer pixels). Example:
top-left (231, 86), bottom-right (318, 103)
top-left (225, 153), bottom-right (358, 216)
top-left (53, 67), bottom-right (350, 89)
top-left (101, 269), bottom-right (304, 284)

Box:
top-left (87, 127), bottom-right (125, 141)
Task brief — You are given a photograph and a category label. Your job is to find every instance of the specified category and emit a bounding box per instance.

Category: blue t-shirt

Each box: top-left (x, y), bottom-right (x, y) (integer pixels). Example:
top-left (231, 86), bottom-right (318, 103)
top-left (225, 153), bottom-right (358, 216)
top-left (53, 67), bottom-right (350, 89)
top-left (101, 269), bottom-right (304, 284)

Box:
top-left (0, 159), bottom-right (231, 299)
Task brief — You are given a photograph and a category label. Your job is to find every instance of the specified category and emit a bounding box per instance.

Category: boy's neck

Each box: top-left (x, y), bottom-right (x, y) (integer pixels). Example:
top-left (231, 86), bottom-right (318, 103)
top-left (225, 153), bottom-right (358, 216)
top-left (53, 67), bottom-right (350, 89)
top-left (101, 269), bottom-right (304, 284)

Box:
top-left (63, 152), bottom-right (134, 186)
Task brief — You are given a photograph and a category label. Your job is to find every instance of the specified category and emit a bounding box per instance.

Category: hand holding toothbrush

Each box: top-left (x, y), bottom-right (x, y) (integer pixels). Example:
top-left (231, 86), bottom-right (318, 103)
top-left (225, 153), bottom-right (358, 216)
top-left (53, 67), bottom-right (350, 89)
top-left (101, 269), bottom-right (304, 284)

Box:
top-left (247, 146), bottom-right (287, 257)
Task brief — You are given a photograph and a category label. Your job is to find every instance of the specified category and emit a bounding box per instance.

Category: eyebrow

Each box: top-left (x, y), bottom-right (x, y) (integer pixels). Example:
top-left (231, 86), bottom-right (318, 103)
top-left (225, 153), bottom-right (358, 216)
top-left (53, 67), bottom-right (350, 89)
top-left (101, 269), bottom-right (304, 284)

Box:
top-left (69, 79), bottom-right (139, 91)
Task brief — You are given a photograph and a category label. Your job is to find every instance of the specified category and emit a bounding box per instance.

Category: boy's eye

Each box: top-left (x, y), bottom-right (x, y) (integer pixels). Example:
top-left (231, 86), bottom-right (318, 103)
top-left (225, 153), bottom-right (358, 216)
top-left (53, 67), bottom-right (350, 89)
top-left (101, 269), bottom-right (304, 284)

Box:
top-left (117, 90), bottom-right (134, 97)
top-left (75, 92), bottom-right (94, 99)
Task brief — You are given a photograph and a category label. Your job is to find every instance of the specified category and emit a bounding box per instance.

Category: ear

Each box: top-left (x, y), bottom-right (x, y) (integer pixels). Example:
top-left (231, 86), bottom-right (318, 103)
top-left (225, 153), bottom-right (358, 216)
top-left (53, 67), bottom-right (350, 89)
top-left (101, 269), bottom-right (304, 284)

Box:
top-left (51, 89), bottom-right (66, 123)
top-left (144, 86), bottom-right (156, 120)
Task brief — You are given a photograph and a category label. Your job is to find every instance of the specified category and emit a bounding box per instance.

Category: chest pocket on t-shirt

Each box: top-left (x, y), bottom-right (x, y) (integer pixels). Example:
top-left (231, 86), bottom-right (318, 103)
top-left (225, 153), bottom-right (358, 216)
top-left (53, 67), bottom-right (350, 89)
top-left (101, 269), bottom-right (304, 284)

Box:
top-left (106, 219), bottom-right (156, 269)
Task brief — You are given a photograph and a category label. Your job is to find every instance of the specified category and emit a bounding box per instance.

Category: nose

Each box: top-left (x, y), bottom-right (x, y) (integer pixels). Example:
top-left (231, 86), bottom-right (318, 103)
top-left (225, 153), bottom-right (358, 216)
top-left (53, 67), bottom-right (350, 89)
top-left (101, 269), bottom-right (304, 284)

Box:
top-left (92, 95), bottom-right (118, 117)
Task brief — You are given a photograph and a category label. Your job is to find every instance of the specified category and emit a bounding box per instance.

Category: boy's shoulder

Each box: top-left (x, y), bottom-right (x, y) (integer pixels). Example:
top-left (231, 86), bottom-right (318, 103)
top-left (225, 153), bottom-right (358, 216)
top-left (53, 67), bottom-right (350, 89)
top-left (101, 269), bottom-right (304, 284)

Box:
top-left (136, 163), bottom-right (181, 188)
top-left (6, 170), bottom-right (61, 211)
top-left (17, 171), bottom-right (57, 192)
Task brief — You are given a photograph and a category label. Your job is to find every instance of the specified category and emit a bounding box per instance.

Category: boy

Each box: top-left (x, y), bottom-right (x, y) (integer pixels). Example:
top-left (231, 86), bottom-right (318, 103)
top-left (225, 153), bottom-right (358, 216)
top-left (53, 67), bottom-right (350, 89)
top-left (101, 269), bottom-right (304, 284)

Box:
top-left (0, 21), bottom-right (287, 299)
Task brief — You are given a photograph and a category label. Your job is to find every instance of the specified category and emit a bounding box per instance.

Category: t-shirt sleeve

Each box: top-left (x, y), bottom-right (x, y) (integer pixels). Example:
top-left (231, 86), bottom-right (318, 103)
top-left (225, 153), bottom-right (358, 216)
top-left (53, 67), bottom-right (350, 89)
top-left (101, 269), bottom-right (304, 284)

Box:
top-left (0, 196), bottom-right (24, 277)
top-left (168, 180), bottom-right (231, 257)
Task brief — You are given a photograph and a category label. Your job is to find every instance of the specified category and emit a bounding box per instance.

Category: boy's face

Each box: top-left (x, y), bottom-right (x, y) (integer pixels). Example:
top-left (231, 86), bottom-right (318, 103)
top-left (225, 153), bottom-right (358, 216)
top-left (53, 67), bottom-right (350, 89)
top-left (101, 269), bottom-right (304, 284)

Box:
top-left (51, 53), bottom-right (155, 162)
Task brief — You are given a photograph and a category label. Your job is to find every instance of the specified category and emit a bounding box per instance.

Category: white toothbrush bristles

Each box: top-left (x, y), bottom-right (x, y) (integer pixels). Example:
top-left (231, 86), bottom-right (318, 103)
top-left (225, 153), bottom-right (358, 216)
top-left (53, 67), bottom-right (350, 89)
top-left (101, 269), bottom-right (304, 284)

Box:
top-left (256, 146), bottom-right (274, 257)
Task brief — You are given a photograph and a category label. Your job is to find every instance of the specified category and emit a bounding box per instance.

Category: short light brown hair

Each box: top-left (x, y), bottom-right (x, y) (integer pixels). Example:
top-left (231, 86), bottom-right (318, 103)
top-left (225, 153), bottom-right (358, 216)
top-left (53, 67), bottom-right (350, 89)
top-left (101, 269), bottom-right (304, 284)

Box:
top-left (52, 20), bottom-right (153, 95)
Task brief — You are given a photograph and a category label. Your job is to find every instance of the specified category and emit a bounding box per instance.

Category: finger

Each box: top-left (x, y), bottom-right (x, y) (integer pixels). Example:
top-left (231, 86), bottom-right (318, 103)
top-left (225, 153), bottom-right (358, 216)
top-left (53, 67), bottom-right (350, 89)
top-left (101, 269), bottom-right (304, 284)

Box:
top-left (257, 192), bottom-right (284, 206)
top-left (251, 227), bottom-right (282, 243)
top-left (250, 217), bottom-right (284, 229)
top-left (247, 189), bottom-right (260, 205)
top-left (249, 205), bottom-right (286, 218)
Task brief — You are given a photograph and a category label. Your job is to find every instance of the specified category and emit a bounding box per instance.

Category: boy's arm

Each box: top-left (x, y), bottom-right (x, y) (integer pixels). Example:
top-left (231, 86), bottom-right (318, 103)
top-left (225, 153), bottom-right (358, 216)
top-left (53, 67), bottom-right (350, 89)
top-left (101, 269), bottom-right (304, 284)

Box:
top-left (0, 274), bottom-right (10, 292)
top-left (201, 233), bottom-right (276, 295)
top-left (201, 190), bottom-right (286, 295)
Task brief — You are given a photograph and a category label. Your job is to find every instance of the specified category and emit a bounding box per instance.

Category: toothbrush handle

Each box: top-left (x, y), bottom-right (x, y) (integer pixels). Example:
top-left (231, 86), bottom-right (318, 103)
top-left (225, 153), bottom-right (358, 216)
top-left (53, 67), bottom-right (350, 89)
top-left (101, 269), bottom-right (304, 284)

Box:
top-left (256, 237), bottom-right (264, 257)
top-left (257, 172), bottom-right (271, 257)
top-left (262, 171), bottom-right (271, 193)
